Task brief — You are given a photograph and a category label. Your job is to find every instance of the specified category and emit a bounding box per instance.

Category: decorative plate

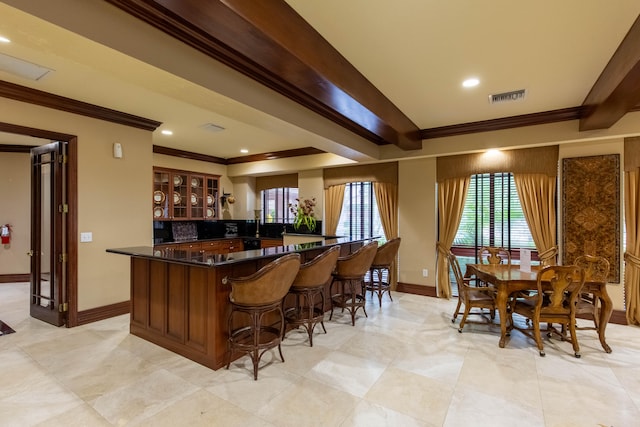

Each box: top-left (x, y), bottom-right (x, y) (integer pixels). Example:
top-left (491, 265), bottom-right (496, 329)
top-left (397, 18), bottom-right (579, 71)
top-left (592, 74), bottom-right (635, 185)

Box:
top-left (153, 190), bottom-right (165, 204)
top-left (207, 194), bottom-right (214, 206)
top-left (191, 193), bottom-right (198, 205)
top-left (173, 191), bottom-right (181, 205)
top-left (206, 208), bottom-right (214, 218)
top-left (191, 177), bottom-right (199, 188)
top-left (153, 207), bottom-right (164, 218)
top-left (173, 175), bottom-right (183, 186)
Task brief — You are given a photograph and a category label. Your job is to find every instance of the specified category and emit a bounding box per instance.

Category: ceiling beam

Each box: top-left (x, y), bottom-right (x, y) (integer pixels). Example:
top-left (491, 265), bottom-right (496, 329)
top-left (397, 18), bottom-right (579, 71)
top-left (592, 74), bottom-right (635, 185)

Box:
top-left (104, 0), bottom-right (422, 151)
top-left (580, 14), bottom-right (640, 131)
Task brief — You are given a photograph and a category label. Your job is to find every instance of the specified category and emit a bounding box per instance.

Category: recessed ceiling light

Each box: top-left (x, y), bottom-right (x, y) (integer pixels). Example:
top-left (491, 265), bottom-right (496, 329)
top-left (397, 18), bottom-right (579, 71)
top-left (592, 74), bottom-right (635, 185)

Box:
top-left (462, 78), bottom-right (479, 88)
top-left (240, 149), bottom-right (249, 154)
top-left (161, 130), bottom-right (173, 135)
top-left (0, 36), bottom-right (10, 43)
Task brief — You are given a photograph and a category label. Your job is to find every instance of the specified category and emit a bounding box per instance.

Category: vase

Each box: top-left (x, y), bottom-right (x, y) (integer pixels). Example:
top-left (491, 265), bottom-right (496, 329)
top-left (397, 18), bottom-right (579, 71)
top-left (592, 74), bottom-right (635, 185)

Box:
top-left (293, 223), bottom-right (316, 234)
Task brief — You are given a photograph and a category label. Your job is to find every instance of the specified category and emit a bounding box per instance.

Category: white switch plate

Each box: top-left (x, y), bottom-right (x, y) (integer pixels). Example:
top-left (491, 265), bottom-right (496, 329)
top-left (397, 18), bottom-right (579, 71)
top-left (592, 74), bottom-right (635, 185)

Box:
top-left (422, 268), bottom-right (428, 277)
top-left (80, 232), bottom-right (93, 243)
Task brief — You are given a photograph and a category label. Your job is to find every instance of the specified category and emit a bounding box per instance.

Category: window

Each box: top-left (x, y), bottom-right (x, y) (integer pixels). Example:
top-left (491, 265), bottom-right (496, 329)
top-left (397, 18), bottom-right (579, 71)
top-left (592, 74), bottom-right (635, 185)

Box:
top-left (336, 182), bottom-right (385, 242)
top-left (452, 173), bottom-right (536, 261)
top-left (261, 187), bottom-right (298, 223)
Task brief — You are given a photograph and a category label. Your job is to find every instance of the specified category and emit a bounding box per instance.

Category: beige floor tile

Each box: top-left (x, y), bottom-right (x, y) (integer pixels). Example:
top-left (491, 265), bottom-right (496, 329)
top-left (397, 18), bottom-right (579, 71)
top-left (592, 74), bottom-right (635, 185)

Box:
top-left (137, 389), bottom-right (274, 427)
top-left (256, 376), bottom-right (360, 426)
top-left (304, 350), bottom-right (387, 398)
top-left (365, 366), bottom-right (454, 424)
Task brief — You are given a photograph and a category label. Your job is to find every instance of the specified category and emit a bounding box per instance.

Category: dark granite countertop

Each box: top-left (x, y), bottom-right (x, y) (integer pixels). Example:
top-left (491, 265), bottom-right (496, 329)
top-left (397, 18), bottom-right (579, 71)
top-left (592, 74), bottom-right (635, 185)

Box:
top-left (107, 237), bottom-right (371, 267)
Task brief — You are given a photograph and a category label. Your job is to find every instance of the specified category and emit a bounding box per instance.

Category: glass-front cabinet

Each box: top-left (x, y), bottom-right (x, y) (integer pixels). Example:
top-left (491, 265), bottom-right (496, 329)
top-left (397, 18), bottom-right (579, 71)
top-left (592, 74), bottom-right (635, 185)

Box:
top-left (153, 167), bottom-right (219, 220)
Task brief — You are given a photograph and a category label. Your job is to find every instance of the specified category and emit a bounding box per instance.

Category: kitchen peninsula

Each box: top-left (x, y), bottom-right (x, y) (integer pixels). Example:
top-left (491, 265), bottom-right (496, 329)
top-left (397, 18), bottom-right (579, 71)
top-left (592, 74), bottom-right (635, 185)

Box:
top-left (107, 237), bottom-right (369, 370)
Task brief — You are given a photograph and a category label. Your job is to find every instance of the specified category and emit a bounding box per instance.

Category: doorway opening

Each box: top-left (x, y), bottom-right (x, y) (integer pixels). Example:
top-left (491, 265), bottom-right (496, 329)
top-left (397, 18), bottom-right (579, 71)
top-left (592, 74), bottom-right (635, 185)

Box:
top-left (0, 122), bottom-right (78, 327)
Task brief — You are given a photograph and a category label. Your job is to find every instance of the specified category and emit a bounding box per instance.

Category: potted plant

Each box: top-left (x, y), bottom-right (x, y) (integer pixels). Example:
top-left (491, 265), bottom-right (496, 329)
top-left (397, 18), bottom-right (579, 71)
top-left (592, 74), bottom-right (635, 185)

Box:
top-left (289, 197), bottom-right (317, 233)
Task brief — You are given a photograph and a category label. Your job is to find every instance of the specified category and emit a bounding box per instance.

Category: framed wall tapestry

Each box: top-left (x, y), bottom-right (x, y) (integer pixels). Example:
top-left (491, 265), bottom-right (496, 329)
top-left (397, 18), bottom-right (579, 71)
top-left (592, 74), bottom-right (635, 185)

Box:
top-left (562, 154), bottom-right (620, 282)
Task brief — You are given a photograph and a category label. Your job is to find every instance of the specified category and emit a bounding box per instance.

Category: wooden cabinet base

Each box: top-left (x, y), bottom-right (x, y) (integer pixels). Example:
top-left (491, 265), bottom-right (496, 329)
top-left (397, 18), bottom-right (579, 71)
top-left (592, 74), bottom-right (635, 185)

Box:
top-left (123, 240), bottom-right (365, 370)
top-left (129, 257), bottom-right (234, 370)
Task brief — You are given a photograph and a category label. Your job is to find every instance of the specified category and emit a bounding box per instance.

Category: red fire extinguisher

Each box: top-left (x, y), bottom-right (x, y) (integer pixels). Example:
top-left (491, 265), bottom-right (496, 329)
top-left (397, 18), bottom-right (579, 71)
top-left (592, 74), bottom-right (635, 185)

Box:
top-left (1, 224), bottom-right (11, 245)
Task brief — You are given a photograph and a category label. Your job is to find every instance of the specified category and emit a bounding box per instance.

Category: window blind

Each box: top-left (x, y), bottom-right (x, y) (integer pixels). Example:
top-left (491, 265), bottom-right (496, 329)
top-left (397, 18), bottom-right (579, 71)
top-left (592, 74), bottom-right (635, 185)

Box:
top-left (454, 173), bottom-right (535, 255)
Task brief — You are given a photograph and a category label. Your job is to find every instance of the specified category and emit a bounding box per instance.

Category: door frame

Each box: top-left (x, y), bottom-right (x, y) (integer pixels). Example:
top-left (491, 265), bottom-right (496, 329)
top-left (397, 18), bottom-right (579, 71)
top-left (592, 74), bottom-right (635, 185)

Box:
top-left (0, 122), bottom-right (78, 327)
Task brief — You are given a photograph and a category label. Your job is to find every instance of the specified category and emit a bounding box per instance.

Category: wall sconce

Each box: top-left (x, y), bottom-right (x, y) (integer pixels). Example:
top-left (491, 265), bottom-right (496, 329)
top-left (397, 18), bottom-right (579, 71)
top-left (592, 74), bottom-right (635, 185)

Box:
top-left (220, 192), bottom-right (235, 207)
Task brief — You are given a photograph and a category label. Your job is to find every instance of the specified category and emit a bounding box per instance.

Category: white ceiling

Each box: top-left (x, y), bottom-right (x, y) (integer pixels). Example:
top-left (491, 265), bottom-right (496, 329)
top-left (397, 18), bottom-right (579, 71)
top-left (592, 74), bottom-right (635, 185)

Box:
top-left (1, 1), bottom-right (640, 161)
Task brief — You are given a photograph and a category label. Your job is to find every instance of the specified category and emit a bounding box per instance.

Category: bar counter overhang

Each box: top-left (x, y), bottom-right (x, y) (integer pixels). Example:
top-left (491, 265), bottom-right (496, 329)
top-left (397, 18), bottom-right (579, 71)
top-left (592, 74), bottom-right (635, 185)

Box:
top-left (107, 237), bottom-right (370, 370)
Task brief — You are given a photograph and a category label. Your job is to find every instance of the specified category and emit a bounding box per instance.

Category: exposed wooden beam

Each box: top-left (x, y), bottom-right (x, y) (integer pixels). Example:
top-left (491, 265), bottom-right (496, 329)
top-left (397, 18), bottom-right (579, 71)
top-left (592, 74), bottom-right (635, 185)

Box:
top-left (580, 14), bottom-right (640, 131)
top-left (104, 0), bottom-right (422, 150)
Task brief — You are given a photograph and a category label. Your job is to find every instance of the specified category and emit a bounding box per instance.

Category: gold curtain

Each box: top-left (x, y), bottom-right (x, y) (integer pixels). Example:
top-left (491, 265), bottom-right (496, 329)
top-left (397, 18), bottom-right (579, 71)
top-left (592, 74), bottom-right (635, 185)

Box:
top-left (513, 173), bottom-right (558, 264)
top-left (624, 169), bottom-right (640, 325)
top-left (373, 182), bottom-right (399, 289)
top-left (324, 184), bottom-right (345, 235)
top-left (436, 176), bottom-right (470, 299)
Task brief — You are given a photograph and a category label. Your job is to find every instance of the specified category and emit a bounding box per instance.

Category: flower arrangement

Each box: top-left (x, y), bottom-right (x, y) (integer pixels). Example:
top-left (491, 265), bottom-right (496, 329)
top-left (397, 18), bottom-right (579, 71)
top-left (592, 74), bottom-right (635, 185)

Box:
top-left (289, 197), bottom-right (317, 232)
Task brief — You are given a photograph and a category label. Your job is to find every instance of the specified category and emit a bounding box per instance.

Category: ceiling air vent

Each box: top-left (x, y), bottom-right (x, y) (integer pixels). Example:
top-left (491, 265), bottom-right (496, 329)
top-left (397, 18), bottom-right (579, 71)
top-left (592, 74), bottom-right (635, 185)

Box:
top-left (0, 53), bottom-right (54, 81)
top-left (489, 89), bottom-right (526, 104)
top-left (201, 123), bottom-right (225, 133)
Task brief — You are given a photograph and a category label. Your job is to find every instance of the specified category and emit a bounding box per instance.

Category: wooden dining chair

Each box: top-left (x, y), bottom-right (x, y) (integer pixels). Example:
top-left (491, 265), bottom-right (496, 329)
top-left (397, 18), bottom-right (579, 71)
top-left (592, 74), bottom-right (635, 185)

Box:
top-left (574, 255), bottom-right (610, 332)
top-left (449, 252), bottom-right (497, 332)
top-left (479, 247), bottom-right (511, 266)
top-left (509, 265), bottom-right (586, 357)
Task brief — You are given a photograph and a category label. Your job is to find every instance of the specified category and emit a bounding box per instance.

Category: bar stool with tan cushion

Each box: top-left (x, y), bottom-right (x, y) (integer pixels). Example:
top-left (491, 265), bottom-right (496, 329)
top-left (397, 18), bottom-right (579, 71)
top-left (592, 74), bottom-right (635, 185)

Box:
top-left (329, 241), bottom-right (378, 326)
top-left (225, 253), bottom-right (300, 380)
top-left (365, 238), bottom-right (401, 307)
top-left (283, 246), bottom-right (340, 346)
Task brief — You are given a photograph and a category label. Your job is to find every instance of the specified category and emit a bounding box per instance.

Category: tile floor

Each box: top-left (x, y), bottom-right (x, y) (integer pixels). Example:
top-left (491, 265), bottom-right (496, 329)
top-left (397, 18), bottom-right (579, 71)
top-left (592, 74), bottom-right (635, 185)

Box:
top-left (1, 281), bottom-right (639, 426)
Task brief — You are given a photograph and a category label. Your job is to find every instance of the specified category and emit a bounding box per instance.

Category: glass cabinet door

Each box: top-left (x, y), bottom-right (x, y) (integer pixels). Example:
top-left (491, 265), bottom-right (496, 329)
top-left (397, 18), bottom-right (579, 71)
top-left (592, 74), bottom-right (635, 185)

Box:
top-left (153, 171), bottom-right (170, 220)
top-left (189, 174), bottom-right (205, 219)
top-left (172, 172), bottom-right (189, 220)
top-left (206, 177), bottom-right (219, 219)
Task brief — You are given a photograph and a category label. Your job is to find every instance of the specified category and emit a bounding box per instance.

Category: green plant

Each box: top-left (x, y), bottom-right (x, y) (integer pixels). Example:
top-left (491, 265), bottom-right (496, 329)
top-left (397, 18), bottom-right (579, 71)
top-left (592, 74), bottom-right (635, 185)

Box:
top-left (289, 197), bottom-right (317, 231)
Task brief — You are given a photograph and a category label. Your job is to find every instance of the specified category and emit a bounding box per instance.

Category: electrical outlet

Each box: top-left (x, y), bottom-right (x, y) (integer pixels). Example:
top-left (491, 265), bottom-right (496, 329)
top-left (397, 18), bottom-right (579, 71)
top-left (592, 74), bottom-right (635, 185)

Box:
top-left (422, 268), bottom-right (428, 277)
top-left (80, 232), bottom-right (93, 243)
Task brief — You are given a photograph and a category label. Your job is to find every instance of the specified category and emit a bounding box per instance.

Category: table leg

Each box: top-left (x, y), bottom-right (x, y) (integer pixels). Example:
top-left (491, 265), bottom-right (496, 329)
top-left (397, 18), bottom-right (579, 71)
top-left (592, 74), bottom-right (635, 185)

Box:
top-left (597, 288), bottom-right (613, 353)
top-left (496, 288), bottom-right (509, 348)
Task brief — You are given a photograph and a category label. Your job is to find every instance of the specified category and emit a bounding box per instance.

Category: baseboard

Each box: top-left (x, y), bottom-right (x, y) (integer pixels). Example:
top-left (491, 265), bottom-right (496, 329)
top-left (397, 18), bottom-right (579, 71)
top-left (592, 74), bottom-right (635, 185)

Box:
top-left (77, 301), bottom-right (130, 326)
top-left (0, 274), bottom-right (30, 283)
top-left (397, 282), bottom-right (437, 297)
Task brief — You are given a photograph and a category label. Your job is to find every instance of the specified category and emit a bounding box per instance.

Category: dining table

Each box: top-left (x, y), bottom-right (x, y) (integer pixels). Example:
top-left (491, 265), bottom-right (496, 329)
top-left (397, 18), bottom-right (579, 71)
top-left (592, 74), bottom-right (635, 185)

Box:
top-left (464, 263), bottom-right (613, 352)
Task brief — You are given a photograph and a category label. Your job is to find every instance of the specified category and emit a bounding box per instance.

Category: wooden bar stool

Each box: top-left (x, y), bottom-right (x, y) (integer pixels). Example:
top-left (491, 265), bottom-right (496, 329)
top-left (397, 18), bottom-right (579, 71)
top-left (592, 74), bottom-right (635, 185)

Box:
top-left (284, 246), bottom-right (340, 346)
top-left (225, 253), bottom-right (300, 380)
top-left (365, 238), bottom-right (401, 307)
top-left (329, 241), bottom-right (378, 326)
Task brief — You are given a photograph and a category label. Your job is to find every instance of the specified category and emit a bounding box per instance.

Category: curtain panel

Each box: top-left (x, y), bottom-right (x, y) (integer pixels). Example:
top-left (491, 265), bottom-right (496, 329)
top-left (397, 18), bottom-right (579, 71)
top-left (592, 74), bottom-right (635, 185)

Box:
top-left (324, 184), bottom-right (345, 236)
top-left (436, 177), bottom-right (470, 298)
top-left (624, 136), bottom-right (640, 325)
top-left (374, 182), bottom-right (399, 289)
top-left (514, 174), bottom-right (558, 264)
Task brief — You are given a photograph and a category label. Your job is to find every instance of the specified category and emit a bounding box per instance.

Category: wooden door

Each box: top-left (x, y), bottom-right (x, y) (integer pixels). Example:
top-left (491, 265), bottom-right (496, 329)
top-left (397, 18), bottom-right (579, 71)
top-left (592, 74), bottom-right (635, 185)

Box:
top-left (30, 142), bottom-right (67, 326)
